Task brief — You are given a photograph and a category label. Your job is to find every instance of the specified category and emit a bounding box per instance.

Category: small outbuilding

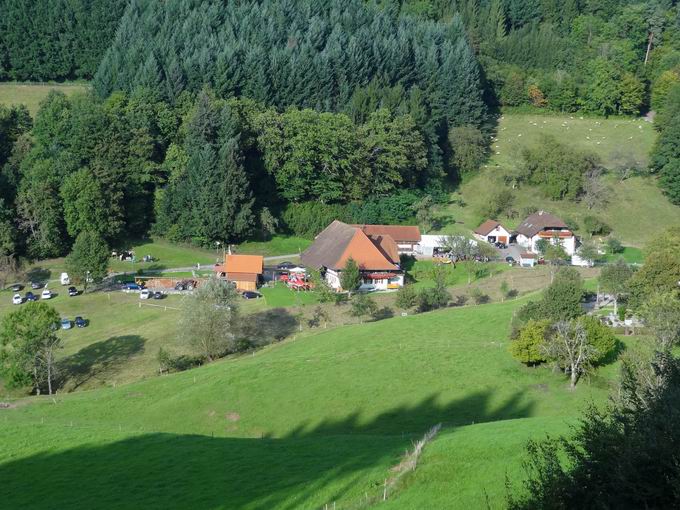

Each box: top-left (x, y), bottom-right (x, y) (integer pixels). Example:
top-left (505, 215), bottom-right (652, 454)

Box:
top-left (519, 252), bottom-right (537, 267)
top-left (214, 254), bottom-right (264, 291)
top-left (474, 219), bottom-right (511, 244)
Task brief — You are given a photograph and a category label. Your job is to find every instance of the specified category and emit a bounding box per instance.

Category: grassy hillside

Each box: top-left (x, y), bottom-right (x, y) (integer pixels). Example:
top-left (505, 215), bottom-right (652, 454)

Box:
top-left (0, 299), bottom-right (624, 509)
top-left (0, 82), bottom-right (88, 115)
top-left (439, 113), bottom-right (680, 247)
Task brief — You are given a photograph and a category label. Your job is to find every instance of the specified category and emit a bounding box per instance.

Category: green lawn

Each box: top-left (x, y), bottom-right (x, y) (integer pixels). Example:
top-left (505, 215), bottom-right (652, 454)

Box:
top-left (260, 283), bottom-right (319, 307)
top-left (407, 260), bottom-right (510, 289)
top-left (0, 298), bottom-right (626, 509)
top-left (24, 236), bottom-right (310, 284)
top-left (437, 113), bottom-right (680, 247)
top-left (0, 290), bottom-right (190, 393)
top-left (603, 246), bottom-right (644, 264)
top-left (0, 81), bottom-right (88, 116)
top-left (236, 235), bottom-right (311, 258)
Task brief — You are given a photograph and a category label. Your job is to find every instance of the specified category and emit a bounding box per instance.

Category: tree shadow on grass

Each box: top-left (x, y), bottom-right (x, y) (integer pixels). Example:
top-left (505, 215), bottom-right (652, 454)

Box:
top-left (0, 389), bottom-right (535, 509)
top-left (25, 266), bottom-right (51, 282)
top-left (58, 335), bottom-right (146, 390)
top-left (239, 308), bottom-right (298, 347)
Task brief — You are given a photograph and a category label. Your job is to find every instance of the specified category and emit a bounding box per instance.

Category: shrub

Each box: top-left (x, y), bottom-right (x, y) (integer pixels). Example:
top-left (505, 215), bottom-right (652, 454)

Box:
top-left (606, 237), bottom-right (623, 254)
top-left (395, 284), bottom-right (418, 310)
top-left (582, 215), bottom-right (611, 236)
top-left (509, 320), bottom-right (550, 365)
top-left (576, 315), bottom-right (619, 365)
top-left (470, 287), bottom-right (490, 304)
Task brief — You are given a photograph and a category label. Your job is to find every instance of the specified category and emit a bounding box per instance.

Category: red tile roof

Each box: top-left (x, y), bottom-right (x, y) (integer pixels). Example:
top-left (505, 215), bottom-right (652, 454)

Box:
top-left (301, 221), bottom-right (399, 271)
top-left (223, 255), bottom-right (263, 275)
top-left (353, 224), bottom-right (421, 243)
top-left (474, 219), bottom-right (506, 236)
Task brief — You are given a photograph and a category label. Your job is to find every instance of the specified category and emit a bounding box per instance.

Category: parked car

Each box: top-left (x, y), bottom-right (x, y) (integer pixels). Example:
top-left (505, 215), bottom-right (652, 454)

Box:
top-left (41, 288), bottom-right (52, 300)
top-left (505, 256), bottom-right (516, 264)
top-left (60, 272), bottom-right (70, 285)
top-left (241, 291), bottom-right (262, 300)
top-left (10, 283), bottom-right (22, 292)
top-left (276, 261), bottom-right (296, 270)
top-left (495, 242), bottom-right (508, 249)
top-left (30, 281), bottom-right (43, 289)
top-left (25, 291), bottom-right (38, 302)
top-left (74, 316), bottom-right (87, 328)
top-left (152, 291), bottom-right (164, 300)
top-left (60, 319), bottom-right (72, 330)
top-left (68, 286), bottom-right (78, 297)
top-left (12, 293), bottom-right (22, 305)
top-left (122, 282), bottom-right (142, 291)
top-left (358, 284), bottom-right (377, 293)
top-left (139, 289), bottom-right (151, 300)
top-left (174, 279), bottom-right (196, 291)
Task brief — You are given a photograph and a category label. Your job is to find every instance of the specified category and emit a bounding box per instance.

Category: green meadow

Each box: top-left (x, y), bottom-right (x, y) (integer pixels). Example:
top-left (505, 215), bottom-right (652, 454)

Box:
top-left (439, 113), bottom-right (680, 248)
top-left (0, 81), bottom-right (88, 116)
top-left (0, 298), bottom-right (625, 509)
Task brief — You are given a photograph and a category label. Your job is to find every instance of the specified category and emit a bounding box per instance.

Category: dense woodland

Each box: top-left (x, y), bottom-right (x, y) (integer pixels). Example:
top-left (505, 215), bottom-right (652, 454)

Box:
top-left (1, 0), bottom-right (680, 259)
top-left (0, 0), bottom-right (127, 81)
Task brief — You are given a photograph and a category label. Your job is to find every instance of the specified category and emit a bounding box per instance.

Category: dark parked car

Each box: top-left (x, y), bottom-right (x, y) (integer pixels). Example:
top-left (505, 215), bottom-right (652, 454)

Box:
top-left (276, 261), bottom-right (296, 270)
top-left (25, 291), bottom-right (38, 302)
top-left (68, 286), bottom-right (78, 297)
top-left (495, 242), bottom-right (508, 249)
top-left (122, 282), bottom-right (142, 291)
top-left (74, 316), bottom-right (87, 328)
top-left (152, 291), bottom-right (164, 300)
top-left (242, 291), bottom-right (262, 300)
top-left (30, 281), bottom-right (43, 289)
top-left (10, 283), bottom-right (23, 292)
top-left (505, 256), bottom-right (516, 264)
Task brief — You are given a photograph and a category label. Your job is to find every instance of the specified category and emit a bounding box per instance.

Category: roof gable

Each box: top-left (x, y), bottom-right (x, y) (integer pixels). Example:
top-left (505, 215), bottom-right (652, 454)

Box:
top-left (336, 230), bottom-right (398, 270)
top-left (474, 219), bottom-right (507, 236)
top-left (300, 220), bottom-right (398, 270)
top-left (353, 224), bottom-right (421, 243)
top-left (515, 211), bottom-right (568, 237)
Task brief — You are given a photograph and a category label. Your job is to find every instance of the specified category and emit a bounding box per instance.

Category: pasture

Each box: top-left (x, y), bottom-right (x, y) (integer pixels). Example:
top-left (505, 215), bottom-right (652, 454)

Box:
top-left (439, 113), bottom-right (680, 247)
top-left (0, 298), bottom-right (626, 509)
top-left (0, 81), bottom-right (88, 115)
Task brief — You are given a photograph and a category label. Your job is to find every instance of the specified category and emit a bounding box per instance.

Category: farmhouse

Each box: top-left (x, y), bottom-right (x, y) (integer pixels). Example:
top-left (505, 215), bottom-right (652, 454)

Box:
top-left (473, 219), bottom-right (511, 244)
top-left (352, 224), bottom-right (421, 255)
top-left (301, 220), bottom-right (404, 291)
top-left (213, 254), bottom-right (264, 291)
top-left (514, 211), bottom-right (577, 256)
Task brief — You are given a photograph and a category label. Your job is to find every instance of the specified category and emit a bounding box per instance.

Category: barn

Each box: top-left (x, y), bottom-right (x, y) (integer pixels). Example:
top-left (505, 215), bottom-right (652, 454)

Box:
top-left (213, 254), bottom-right (264, 291)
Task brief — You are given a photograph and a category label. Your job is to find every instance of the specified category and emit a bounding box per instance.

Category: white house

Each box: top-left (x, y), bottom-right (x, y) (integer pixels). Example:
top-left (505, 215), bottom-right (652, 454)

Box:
top-left (473, 220), bottom-right (512, 244)
top-left (514, 211), bottom-right (577, 256)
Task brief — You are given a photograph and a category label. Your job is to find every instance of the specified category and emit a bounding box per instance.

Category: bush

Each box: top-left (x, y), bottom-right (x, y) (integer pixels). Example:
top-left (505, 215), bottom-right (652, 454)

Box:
top-left (395, 284), bottom-right (418, 310)
top-left (606, 237), bottom-right (623, 254)
top-left (582, 215), bottom-right (611, 236)
top-left (470, 287), bottom-right (490, 304)
top-left (417, 286), bottom-right (450, 312)
top-left (509, 320), bottom-right (550, 365)
top-left (157, 348), bottom-right (205, 373)
top-left (577, 315), bottom-right (619, 365)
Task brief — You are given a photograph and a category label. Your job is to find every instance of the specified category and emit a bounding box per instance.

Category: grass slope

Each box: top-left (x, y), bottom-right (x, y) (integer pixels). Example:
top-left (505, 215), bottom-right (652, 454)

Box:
top-left (0, 299), bottom-right (620, 509)
top-left (0, 82), bottom-right (88, 115)
top-left (440, 113), bottom-right (680, 247)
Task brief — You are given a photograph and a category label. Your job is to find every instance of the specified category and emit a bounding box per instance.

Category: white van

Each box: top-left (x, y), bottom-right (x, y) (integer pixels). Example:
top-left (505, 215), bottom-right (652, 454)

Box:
top-left (60, 272), bottom-right (70, 285)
